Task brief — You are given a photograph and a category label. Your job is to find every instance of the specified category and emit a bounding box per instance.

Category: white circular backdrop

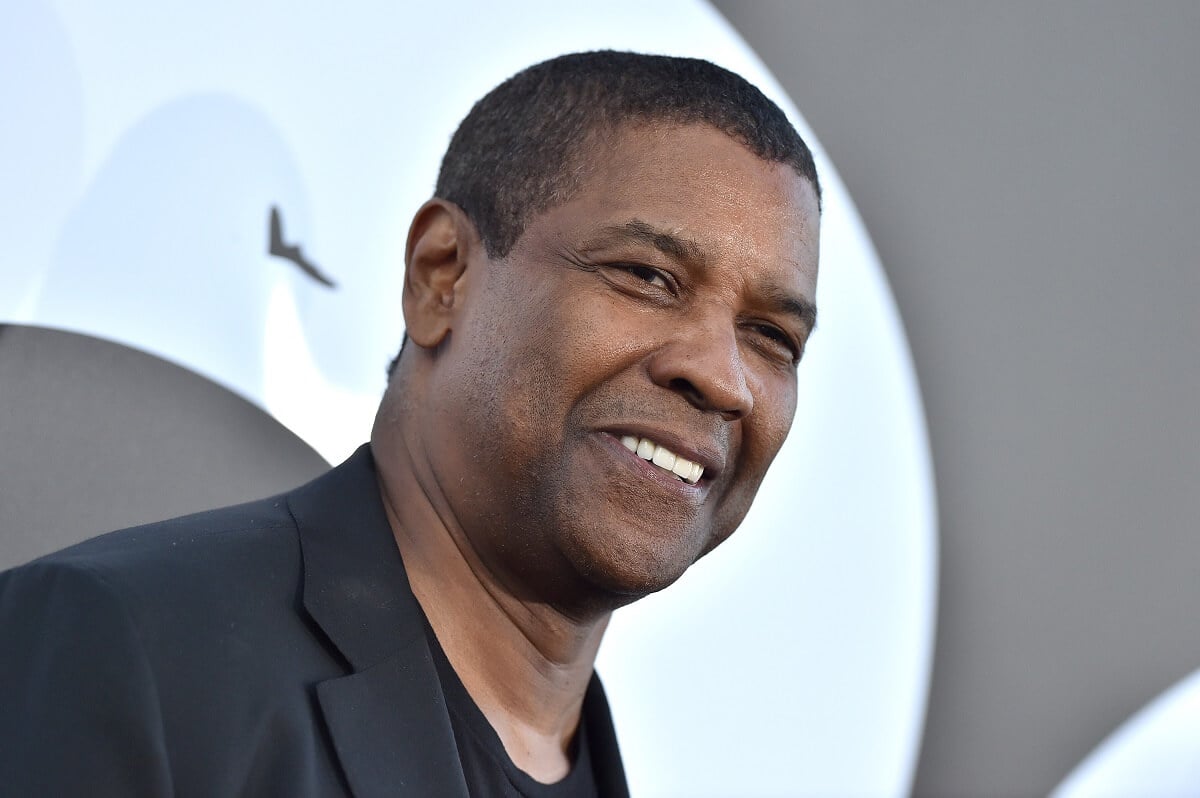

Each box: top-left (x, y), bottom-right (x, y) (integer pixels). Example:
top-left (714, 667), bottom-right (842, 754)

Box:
top-left (1052, 668), bottom-right (1200, 797)
top-left (1, 2), bottom-right (937, 795)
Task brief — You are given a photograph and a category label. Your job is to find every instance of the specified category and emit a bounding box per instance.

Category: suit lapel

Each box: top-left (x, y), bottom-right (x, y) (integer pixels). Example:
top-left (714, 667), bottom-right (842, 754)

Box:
top-left (317, 652), bottom-right (468, 798)
top-left (288, 445), bottom-right (469, 798)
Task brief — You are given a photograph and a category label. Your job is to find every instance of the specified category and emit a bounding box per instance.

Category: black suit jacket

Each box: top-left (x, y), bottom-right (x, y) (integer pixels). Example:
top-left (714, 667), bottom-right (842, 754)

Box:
top-left (0, 446), bottom-right (629, 797)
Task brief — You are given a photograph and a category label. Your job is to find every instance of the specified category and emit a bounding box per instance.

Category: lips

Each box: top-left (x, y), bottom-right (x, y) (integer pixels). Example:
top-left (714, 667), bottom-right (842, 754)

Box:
top-left (619, 435), bottom-right (704, 484)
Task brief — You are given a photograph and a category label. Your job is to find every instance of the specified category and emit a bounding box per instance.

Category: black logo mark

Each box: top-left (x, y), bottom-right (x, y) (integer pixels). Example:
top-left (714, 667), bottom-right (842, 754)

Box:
top-left (268, 205), bottom-right (336, 288)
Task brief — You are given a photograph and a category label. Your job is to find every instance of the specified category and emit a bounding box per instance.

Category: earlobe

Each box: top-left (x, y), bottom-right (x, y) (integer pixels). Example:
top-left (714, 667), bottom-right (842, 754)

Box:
top-left (402, 199), bottom-right (477, 349)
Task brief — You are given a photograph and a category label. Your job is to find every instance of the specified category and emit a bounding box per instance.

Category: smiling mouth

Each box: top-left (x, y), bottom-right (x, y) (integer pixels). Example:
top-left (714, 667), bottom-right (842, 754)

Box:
top-left (619, 435), bottom-right (705, 484)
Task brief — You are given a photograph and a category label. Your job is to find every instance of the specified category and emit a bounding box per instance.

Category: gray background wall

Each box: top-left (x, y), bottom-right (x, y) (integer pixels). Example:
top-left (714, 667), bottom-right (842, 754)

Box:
top-left (0, 325), bottom-right (329, 569)
top-left (710, 2), bottom-right (1200, 795)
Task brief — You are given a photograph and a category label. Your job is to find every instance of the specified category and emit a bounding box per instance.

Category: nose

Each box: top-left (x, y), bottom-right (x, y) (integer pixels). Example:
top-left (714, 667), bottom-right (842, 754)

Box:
top-left (646, 314), bottom-right (754, 420)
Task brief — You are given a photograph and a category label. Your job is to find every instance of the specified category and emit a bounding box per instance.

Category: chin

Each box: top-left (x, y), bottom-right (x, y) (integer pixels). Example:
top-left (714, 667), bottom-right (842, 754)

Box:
top-left (560, 529), bottom-right (703, 609)
top-left (536, 480), bottom-right (722, 611)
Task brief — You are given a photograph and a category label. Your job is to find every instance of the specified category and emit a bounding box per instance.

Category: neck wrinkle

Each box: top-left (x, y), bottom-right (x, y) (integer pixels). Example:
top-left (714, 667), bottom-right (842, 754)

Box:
top-left (370, 412), bottom-right (609, 754)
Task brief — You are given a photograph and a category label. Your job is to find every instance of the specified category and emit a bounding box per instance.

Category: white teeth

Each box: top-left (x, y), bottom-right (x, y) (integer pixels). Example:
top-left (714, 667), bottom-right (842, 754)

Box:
top-left (620, 435), bottom-right (705, 485)
top-left (671, 457), bottom-right (693, 479)
top-left (651, 447), bottom-right (676, 470)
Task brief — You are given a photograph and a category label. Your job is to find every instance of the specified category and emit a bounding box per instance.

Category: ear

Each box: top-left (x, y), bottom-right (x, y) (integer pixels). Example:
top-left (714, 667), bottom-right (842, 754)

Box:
top-left (402, 199), bottom-right (480, 349)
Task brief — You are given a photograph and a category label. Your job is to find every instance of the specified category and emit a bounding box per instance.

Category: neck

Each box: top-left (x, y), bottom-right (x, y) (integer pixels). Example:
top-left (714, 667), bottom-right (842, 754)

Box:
top-left (371, 412), bottom-right (609, 783)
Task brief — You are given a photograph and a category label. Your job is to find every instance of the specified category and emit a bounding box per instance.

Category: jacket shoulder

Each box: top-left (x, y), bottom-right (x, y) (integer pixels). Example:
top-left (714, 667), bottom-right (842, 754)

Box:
top-left (1, 490), bottom-right (309, 669)
top-left (0, 485), bottom-right (351, 796)
top-left (43, 491), bottom-right (297, 569)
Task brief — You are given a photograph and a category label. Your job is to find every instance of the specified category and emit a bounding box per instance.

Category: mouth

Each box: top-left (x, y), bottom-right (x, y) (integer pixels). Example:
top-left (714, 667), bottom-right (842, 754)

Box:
top-left (618, 435), bottom-right (704, 484)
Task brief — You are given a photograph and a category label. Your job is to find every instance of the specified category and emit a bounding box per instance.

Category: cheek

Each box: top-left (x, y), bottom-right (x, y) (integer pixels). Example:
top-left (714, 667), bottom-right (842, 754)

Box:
top-left (522, 282), bottom-right (656, 398)
top-left (451, 282), bottom-right (606, 451)
top-left (747, 370), bottom-right (799, 463)
top-left (702, 378), bottom-right (796, 549)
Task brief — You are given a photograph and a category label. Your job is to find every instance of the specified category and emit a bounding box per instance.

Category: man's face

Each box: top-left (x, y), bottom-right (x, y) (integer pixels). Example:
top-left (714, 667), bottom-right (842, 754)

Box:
top-left (424, 123), bottom-right (820, 609)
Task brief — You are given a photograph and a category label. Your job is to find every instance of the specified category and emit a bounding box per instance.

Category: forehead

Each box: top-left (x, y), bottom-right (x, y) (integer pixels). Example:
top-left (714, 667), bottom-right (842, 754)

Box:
top-left (543, 124), bottom-right (820, 287)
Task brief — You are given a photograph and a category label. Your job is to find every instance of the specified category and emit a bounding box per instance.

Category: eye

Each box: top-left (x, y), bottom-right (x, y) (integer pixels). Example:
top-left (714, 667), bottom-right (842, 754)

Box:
top-left (619, 264), bottom-right (672, 290)
top-left (751, 323), bottom-right (802, 364)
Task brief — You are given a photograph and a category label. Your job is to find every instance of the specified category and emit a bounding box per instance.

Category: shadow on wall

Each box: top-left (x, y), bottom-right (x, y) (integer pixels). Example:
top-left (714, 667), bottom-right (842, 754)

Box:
top-left (33, 95), bottom-right (314, 401)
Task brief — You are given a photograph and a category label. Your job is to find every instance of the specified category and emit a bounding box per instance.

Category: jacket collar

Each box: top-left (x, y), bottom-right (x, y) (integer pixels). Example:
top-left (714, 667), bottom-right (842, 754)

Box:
top-left (583, 675), bottom-right (632, 798)
top-left (287, 444), bottom-right (469, 798)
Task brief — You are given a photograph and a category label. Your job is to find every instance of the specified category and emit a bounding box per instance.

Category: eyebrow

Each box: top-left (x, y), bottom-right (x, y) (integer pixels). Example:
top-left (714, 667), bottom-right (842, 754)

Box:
top-left (592, 219), bottom-right (707, 266)
top-left (762, 284), bottom-right (818, 333)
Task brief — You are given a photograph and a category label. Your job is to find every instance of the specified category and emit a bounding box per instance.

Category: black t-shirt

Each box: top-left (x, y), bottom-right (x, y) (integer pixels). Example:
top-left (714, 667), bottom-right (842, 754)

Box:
top-left (427, 630), bottom-right (600, 798)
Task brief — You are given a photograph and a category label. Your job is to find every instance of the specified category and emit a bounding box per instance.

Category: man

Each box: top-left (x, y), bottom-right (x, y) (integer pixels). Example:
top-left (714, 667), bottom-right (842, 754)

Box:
top-left (0, 51), bottom-right (820, 796)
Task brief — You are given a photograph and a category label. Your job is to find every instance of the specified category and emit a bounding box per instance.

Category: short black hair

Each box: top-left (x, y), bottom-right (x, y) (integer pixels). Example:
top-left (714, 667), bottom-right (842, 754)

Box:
top-left (437, 50), bottom-right (820, 259)
top-left (388, 50), bottom-right (820, 376)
